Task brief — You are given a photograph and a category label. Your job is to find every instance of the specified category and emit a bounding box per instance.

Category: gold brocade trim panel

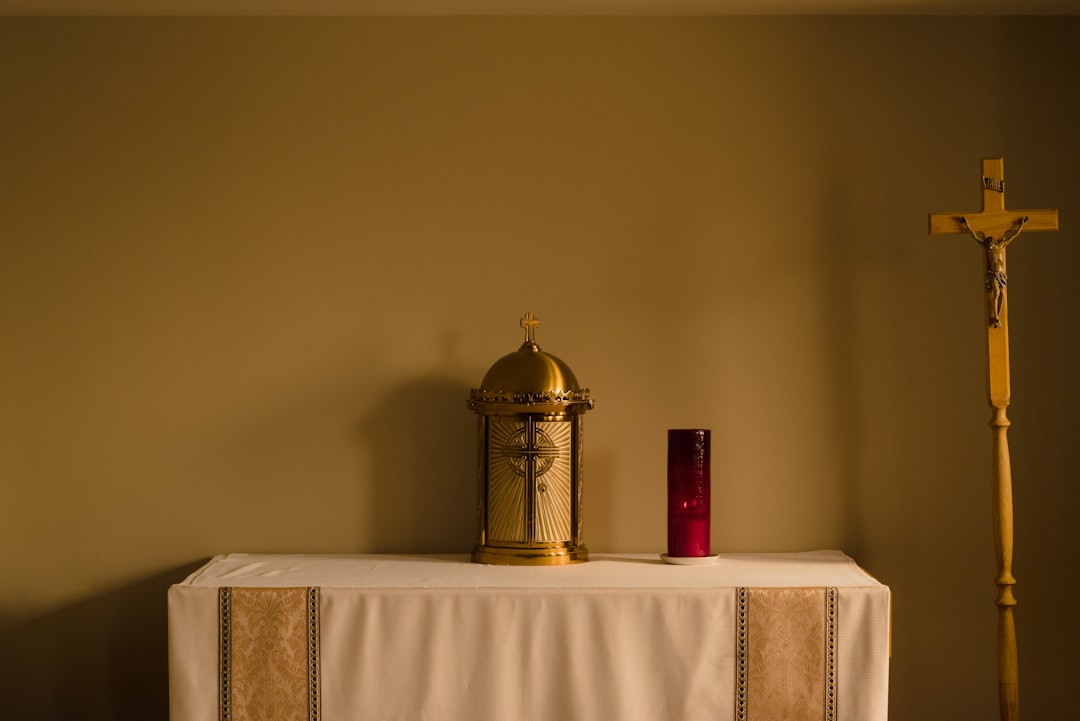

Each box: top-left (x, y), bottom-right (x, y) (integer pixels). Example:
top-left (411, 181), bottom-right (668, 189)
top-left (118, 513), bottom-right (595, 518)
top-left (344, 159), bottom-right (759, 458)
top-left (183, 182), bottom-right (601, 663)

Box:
top-left (736, 587), bottom-right (838, 721)
top-left (219, 587), bottom-right (321, 721)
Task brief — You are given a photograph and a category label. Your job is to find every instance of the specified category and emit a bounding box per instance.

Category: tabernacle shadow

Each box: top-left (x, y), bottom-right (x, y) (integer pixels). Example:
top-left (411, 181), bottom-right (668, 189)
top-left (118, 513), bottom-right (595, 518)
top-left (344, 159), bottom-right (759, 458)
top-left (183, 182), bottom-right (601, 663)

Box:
top-left (0, 559), bottom-right (209, 721)
top-left (357, 371), bottom-right (478, 555)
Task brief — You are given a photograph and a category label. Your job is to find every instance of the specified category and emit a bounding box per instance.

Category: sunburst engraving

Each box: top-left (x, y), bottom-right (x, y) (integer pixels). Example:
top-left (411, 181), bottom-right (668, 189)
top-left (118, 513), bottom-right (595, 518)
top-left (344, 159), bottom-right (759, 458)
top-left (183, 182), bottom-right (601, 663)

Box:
top-left (487, 420), bottom-right (527, 542)
top-left (533, 421), bottom-right (571, 541)
top-left (486, 418), bottom-right (573, 544)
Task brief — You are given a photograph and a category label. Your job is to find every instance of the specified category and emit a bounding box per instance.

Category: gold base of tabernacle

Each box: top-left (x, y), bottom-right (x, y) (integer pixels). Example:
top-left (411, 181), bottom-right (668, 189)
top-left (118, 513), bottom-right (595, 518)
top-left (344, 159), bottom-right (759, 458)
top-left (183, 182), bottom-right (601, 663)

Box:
top-left (471, 545), bottom-right (588, 566)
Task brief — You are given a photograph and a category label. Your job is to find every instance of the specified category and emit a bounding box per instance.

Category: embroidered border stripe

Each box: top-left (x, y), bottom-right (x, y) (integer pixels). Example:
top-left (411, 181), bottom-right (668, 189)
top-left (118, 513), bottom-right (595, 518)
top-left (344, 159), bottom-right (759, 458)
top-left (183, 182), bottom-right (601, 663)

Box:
top-left (219, 588), bottom-right (232, 721)
top-left (736, 587), bottom-right (749, 721)
top-left (307, 588), bottom-right (321, 721)
top-left (826, 587), bottom-right (837, 721)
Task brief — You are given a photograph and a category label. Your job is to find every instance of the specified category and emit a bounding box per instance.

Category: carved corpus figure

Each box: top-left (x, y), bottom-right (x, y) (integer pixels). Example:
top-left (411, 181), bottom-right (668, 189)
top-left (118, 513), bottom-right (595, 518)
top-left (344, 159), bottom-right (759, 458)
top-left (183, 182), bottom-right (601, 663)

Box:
top-left (961, 215), bottom-right (1029, 328)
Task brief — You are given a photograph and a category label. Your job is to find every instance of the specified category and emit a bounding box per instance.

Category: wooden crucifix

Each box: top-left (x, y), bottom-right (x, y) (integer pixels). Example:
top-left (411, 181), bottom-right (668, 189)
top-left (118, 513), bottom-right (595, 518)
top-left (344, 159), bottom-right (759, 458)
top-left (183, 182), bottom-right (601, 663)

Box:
top-left (929, 157), bottom-right (1059, 721)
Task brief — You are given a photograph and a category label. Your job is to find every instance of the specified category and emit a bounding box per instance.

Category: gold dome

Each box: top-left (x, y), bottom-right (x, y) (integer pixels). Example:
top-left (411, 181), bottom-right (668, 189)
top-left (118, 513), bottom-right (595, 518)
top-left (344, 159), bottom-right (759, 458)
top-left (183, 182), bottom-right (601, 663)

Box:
top-left (480, 340), bottom-right (580, 392)
top-left (468, 313), bottom-right (592, 414)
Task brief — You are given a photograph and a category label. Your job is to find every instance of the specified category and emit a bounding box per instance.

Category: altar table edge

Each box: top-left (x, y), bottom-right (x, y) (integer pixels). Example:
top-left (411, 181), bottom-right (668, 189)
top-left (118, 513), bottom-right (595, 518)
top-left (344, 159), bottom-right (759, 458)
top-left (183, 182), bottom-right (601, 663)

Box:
top-left (168, 551), bottom-right (890, 721)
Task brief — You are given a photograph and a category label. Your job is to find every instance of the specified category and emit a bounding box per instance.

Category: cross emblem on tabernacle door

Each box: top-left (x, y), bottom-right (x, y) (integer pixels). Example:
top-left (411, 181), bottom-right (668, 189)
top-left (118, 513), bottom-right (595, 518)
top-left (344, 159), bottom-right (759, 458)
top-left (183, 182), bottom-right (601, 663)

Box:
top-left (928, 157), bottom-right (1059, 721)
top-left (500, 422), bottom-right (559, 492)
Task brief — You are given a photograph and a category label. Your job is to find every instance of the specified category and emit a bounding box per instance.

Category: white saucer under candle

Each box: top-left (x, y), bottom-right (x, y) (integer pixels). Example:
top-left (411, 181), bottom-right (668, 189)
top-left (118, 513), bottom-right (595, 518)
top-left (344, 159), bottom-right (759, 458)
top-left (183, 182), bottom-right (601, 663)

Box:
top-left (660, 554), bottom-right (720, 566)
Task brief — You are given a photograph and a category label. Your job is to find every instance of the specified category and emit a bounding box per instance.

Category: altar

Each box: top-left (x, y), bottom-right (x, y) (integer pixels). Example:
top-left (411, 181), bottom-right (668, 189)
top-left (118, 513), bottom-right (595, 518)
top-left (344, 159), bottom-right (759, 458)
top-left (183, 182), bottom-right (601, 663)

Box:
top-left (168, 551), bottom-right (890, 721)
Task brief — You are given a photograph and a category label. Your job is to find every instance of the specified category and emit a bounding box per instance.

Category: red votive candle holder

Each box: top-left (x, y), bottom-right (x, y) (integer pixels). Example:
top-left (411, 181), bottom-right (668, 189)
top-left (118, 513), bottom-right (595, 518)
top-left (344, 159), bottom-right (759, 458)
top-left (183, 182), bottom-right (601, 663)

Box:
top-left (667, 429), bottom-right (711, 558)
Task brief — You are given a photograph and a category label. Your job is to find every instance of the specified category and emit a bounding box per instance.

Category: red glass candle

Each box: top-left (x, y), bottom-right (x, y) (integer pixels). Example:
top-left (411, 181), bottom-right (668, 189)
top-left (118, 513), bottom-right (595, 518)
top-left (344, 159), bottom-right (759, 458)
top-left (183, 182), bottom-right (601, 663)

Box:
top-left (667, 429), bottom-right (711, 557)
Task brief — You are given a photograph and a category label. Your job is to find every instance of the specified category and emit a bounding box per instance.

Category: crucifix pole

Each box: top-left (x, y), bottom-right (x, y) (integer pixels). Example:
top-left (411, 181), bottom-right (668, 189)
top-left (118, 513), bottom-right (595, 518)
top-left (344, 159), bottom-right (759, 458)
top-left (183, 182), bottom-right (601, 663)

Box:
top-left (929, 157), bottom-right (1059, 721)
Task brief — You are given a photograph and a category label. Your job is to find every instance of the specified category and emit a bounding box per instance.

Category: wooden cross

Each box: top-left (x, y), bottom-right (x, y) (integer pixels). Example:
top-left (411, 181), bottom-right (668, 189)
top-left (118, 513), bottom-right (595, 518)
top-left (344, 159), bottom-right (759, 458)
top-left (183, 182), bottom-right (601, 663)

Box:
top-left (928, 157), bottom-right (1059, 721)
top-left (520, 312), bottom-right (541, 344)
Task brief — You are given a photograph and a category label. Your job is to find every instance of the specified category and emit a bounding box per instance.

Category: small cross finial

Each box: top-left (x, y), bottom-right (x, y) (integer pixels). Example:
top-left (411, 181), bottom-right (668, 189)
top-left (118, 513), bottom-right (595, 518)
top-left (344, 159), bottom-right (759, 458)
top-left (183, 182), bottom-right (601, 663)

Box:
top-left (520, 312), bottom-right (540, 344)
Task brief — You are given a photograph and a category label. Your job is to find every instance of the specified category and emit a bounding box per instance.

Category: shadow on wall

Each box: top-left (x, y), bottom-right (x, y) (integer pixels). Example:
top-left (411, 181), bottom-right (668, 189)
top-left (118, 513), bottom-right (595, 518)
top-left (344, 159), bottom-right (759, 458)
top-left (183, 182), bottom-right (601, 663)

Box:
top-left (357, 372), bottom-right (478, 554)
top-left (0, 560), bottom-right (209, 721)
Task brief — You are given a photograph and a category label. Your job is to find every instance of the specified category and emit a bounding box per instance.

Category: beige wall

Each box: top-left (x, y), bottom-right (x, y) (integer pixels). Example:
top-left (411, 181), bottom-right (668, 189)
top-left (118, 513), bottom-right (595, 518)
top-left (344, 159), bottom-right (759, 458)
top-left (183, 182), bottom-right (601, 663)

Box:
top-left (2, 16), bottom-right (1078, 720)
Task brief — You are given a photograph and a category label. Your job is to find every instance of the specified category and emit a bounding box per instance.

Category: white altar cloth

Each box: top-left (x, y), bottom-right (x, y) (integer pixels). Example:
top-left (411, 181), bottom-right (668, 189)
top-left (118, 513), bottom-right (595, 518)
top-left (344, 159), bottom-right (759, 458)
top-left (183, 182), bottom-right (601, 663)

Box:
top-left (169, 551), bottom-right (890, 721)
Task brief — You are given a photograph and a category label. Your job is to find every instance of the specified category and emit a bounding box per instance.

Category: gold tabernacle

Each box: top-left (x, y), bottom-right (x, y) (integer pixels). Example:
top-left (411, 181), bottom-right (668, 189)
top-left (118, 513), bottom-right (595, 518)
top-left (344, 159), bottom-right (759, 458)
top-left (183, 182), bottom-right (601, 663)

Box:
top-left (467, 313), bottom-right (594, 565)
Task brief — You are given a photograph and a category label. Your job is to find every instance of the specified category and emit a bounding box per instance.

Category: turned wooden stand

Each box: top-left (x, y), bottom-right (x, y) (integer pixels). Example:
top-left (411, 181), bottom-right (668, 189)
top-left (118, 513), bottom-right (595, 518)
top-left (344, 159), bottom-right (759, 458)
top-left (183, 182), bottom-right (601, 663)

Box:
top-left (929, 157), bottom-right (1059, 721)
